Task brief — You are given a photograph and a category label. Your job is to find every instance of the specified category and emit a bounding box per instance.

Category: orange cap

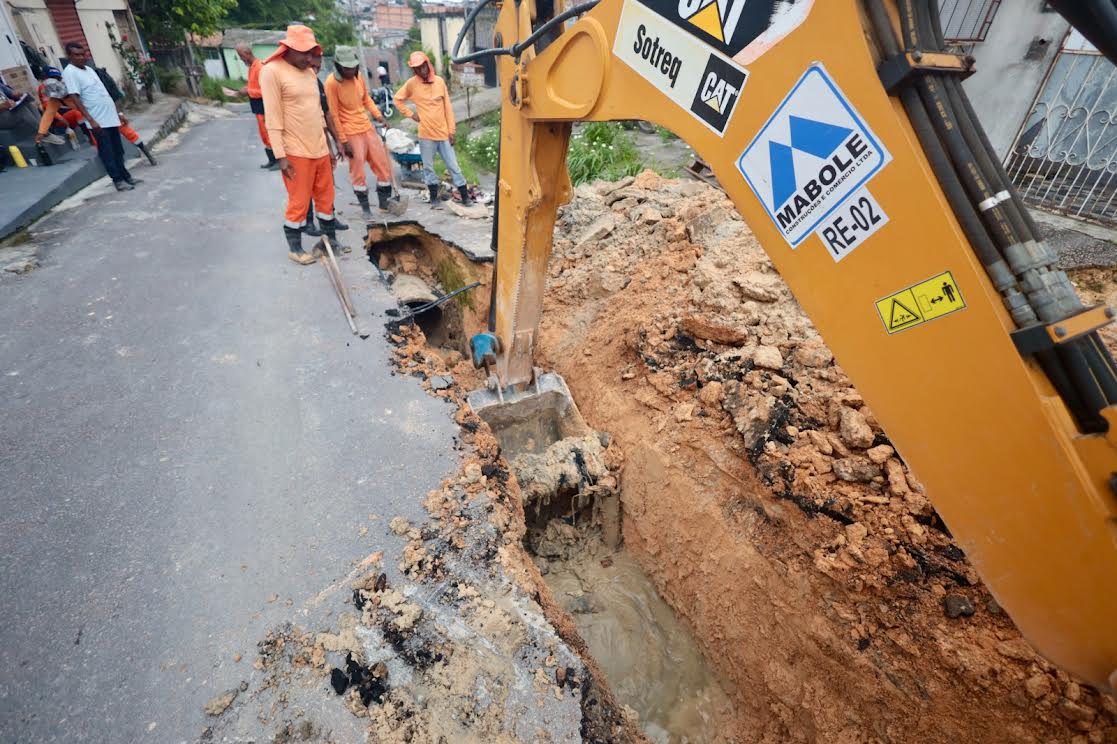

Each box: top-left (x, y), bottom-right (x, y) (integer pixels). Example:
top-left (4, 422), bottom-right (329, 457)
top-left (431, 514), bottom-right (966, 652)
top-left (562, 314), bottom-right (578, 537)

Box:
top-left (264, 25), bottom-right (322, 64)
top-left (407, 51), bottom-right (431, 68)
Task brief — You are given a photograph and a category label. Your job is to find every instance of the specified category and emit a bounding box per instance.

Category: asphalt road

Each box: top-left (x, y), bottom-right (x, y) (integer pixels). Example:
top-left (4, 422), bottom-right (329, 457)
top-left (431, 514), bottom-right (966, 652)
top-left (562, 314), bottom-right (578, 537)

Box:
top-left (0, 108), bottom-right (458, 742)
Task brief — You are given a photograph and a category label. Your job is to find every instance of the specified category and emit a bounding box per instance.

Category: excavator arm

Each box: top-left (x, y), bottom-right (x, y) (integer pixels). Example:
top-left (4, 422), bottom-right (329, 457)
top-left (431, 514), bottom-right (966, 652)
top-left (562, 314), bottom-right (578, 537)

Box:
top-left (457, 0), bottom-right (1117, 689)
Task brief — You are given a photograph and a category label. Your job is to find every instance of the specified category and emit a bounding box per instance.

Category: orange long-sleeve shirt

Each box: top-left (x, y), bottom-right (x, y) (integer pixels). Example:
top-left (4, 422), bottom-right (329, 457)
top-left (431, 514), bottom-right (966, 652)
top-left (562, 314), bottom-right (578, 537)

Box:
top-left (246, 59), bottom-right (263, 99)
top-left (259, 58), bottom-right (328, 160)
top-left (393, 73), bottom-right (455, 140)
top-left (323, 74), bottom-right (382, 143)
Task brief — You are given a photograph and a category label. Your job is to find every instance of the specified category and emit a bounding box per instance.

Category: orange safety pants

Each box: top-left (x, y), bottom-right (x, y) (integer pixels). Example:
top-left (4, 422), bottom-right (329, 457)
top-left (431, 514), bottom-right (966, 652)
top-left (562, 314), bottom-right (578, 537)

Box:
top-left (254, 113), bottom-right (271, 148)
top-left (345, 130), bottom-right (390, 193)
top-left (38, 101), bottom-right (140, 146)
top-left (282, 155), bottom-right (334, 229)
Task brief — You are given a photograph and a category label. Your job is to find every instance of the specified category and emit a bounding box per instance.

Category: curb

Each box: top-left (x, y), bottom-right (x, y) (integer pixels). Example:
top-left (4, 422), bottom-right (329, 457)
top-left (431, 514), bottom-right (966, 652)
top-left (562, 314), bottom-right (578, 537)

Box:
top-left (0, 99), bottom-right (192, 244)
top-left (148, 100), bottom-right (192, 149)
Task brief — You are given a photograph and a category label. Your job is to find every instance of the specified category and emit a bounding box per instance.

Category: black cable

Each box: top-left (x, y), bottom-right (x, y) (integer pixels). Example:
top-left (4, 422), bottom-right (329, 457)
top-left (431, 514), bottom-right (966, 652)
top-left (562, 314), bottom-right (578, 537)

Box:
top-left (904, 0), bottom-right (1021, 252)
top-left (488, 138), bottom-right (501, 332)
top-left (924, 2), bottom-right (1039, 245)
top-left (509, 0), bottom-right (600, 57)
top-left (393, 282), bottom-right (483, 324)
top-left (876, 0), bottom-right (1103, 428)
top-left (451, 0), bottom-right (601, 64)
top-left (451, 0), bottom-right (498, 64)
top-left (865, 0), bottom-right (1004, 271)
top-left (1044, 0), bottom-right (1117, 67)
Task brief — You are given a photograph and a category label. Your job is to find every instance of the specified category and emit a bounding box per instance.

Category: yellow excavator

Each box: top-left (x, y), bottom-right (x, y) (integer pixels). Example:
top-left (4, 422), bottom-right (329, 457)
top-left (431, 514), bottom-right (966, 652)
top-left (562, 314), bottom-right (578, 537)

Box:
top-left (452, 0), bottom-right (1117, 690)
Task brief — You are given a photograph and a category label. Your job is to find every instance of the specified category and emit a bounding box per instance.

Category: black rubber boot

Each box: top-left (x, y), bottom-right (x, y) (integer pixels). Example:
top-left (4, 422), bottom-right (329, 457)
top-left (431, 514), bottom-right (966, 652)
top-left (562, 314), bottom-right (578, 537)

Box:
top-left (137, 141), bottom-right (157, 166)
top-left (376, 186), bottom-right (392, 211)
top-left (428, 184), bottom-right (441, 209)
top-left (458, 184), bottom-right (473, 206)
top-left (332, 213), bottom-right (350, 231)
top-left (319, 218), bottom-right (351, 254)
top-left (261, 148), bottom-right (279, 170)
top-left (285, 226), bottom-right (314, 265)
top-left (356, 190), bottom-right (373, 218)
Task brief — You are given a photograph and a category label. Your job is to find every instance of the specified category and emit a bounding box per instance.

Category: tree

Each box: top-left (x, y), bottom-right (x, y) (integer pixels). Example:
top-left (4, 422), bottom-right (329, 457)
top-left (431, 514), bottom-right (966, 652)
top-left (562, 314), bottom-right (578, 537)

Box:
top-left (133, 0), bottom-right (236, 46)
top-left (221, 0), bottom-right (355, 54)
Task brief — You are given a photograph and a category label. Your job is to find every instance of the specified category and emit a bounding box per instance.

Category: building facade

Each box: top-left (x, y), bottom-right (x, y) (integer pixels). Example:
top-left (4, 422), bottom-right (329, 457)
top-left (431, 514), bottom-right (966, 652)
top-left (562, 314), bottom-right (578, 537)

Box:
top-left (956, 1), bottom-right (1117, 227)
top-left (1, 0), bottom-right (145, 95)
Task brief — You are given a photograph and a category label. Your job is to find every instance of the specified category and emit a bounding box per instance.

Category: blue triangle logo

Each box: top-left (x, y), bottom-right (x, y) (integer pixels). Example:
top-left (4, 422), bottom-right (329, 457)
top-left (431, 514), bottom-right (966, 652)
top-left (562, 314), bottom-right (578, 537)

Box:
top-left (769, 141), bottom-right (796, 208)
top-left (788, 115), bottom-right (853, 159)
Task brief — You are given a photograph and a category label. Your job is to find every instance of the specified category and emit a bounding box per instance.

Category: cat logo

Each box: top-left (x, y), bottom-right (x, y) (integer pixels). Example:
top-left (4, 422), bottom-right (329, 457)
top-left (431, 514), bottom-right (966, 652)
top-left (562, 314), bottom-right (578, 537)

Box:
top-left (689, 54), bottom-right (747, 133)
top-left (637, 0), bottom-right (811, 57)
top-left (679, 0), bottom-right (744, 46)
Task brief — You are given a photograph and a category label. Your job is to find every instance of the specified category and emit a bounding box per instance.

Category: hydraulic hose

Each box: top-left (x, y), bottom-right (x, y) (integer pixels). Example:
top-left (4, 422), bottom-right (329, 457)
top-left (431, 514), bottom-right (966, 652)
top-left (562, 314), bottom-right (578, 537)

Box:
top-left (867, 0), bottom-right (1108, 428)
top-left (863, 0), bottom-right (1006, 275)
top-left (912, 0), bottom-right (1117, 425)
top-left (903, 0), bottom-right (1022, 252)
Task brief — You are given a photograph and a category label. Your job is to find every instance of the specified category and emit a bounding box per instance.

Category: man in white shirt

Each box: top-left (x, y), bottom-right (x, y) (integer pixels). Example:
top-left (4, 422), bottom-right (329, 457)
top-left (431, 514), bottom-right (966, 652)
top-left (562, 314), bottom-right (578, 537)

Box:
top-left (61, 41), bottom-right (140, 191)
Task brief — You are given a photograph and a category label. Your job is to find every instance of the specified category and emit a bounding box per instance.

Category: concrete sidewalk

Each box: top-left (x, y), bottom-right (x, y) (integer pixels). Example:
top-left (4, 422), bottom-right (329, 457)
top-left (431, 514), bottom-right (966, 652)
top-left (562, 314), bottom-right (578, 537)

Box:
top-left (0, 94), bottom-right (188, 242)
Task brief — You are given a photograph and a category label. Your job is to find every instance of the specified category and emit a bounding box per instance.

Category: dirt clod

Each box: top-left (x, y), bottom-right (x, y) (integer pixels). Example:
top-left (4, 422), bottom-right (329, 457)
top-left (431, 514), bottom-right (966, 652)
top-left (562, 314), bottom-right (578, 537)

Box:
top-left (943, 594), bottom-right (976, 618)
top-left (203, 689), bottom-right (238, 717)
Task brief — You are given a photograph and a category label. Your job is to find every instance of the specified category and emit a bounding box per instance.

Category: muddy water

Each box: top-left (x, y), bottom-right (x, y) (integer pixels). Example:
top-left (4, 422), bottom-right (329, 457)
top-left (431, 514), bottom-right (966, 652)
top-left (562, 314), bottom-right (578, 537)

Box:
top-left (539, 542), bottom-right (735, 743)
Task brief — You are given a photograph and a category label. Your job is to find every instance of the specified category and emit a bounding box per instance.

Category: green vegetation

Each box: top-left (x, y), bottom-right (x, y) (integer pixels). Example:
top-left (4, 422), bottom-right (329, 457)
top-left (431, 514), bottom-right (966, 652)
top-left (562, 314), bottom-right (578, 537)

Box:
top-left (223, 0), bottom-right (355, 53)
top-left (566, 122), bottom-right (645, 185)
top-left (154, 66), bottom-right (186, 95)
top-left (460, 127), bottom-right (500, 172)
top-left (655, 124), bottom-right (676, 142)
top-left (435, 258), bottom-right (475, 310)
top-left (201, 77), bottom-right (248, 102)
top-left (133, 0), bottom-right (236, 46)
top-left (474, 109), bottom-right (501, 129)
top-left (448, 120), bottom-right (648, 186)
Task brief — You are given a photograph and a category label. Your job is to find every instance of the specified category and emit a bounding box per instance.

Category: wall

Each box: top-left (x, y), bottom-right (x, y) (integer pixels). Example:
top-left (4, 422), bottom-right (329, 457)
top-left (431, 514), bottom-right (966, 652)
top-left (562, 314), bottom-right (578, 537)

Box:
top-left (962, 3), bottom-right (1070, 159)
top-left (74, 0), bottom-right (129, 82)
top-left (6, 0), bottom-right (65, 67)
top-left (220, 43), bottom-right (278, 81)
top-left (0, 0), bottom-right (33, 92)
top-left (418, 14), bottom-right (463, 75)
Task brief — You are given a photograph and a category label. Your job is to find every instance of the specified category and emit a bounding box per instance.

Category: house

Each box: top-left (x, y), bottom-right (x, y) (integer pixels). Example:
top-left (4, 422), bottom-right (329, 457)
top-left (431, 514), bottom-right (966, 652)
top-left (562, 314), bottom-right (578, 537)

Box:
top-left (372, 3), bottom-right (413, 33)
top-left (954, 1), bottom-right (1117, 227)
top-left (418, 3), bottom-right (466, 75)
top-left (1, 0), bottom-right (146, 93)
top-left (217, 28), bottom-right (286, 80)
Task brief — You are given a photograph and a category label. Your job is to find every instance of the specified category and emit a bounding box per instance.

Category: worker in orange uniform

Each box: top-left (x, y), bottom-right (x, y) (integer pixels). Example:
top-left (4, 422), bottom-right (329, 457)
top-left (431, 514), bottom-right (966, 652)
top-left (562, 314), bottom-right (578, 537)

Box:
top-left (34, 66), bottom-right (157, 166)
top-left (259, 25), bottom-right (341, 265)
top-left (325, 46), bottom-right (395, 217)
top-left (394, 51), bottom-right (472, 208)
top-left (236, 43), bottom-right (278, 170)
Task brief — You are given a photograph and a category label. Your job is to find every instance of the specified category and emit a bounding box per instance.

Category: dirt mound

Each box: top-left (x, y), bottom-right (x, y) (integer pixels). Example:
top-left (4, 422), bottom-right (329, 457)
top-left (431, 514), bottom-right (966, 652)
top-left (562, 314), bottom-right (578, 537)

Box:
top-left (537, 171), bottom-right (1117, 742)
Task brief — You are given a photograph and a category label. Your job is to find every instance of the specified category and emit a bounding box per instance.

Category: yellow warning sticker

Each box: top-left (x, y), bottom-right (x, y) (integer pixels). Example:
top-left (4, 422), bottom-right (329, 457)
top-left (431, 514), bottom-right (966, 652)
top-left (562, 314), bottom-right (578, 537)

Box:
top-left (875, 271), bottom-right (965, 334)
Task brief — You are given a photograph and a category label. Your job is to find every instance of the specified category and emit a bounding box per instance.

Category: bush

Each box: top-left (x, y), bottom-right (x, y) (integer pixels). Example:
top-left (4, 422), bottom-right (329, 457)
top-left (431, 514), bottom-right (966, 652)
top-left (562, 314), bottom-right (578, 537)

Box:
top-left (200, 76), bottom-right (226, 101)
top-left (567, 122), bottom-right (645, 185)
top-left (155, 66), bottom-right (186, 96)
top-left (461, 127), bottom-right (500, 172)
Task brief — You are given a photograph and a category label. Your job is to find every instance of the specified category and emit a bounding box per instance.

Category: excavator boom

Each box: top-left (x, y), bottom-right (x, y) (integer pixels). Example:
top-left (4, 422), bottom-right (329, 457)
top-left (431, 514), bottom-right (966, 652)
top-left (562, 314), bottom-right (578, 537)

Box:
top-left (459, 0), bottom-right (1117, 689)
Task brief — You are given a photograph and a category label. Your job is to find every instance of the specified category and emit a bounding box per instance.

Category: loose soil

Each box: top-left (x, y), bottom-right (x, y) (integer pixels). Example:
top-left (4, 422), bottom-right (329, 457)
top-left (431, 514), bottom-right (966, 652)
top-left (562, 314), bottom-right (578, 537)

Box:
top-left (525, 172), bottom-right (1117, 742)
top-left (208, 175), bottom-right (1117, 743)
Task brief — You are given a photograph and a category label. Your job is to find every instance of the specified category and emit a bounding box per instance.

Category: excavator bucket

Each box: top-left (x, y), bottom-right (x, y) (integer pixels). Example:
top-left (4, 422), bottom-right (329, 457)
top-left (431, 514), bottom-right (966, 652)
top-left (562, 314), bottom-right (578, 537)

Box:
top-left (466, 372), bottom-right (590, 460)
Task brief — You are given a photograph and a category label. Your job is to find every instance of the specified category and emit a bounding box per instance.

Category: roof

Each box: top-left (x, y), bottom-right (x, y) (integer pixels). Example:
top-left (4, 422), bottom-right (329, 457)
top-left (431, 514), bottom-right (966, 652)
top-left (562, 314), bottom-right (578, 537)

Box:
top-left (218, 28), bottom-right (289, 48)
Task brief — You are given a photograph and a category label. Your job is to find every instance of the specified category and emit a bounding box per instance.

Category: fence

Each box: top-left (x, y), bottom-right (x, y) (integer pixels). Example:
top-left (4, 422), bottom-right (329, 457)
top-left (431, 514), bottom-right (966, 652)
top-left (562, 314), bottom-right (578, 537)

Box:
top-left (1004, 30), bottom-right (1117, 226)
top-left (938, 0), bottom-right (1001, 43)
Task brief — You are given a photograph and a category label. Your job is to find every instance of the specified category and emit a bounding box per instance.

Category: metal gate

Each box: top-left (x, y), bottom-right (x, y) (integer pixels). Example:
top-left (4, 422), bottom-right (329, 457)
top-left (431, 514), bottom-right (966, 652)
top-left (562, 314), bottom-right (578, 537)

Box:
top-left (1004, 30), bottom-right (1117, 226)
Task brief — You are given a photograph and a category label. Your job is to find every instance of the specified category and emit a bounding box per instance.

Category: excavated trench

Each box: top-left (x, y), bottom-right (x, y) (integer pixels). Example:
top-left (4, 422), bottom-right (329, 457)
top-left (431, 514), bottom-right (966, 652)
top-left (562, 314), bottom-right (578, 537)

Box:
top-left (368, 206), bottom-right (1117, 743)
top-left (370, 226), bottom-right (739, 742)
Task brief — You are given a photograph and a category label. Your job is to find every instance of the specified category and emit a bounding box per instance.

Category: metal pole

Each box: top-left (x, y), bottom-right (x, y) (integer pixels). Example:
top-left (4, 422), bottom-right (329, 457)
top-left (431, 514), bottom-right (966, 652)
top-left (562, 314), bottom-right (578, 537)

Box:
top-left (349, 0), bottom-right (371, 90)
